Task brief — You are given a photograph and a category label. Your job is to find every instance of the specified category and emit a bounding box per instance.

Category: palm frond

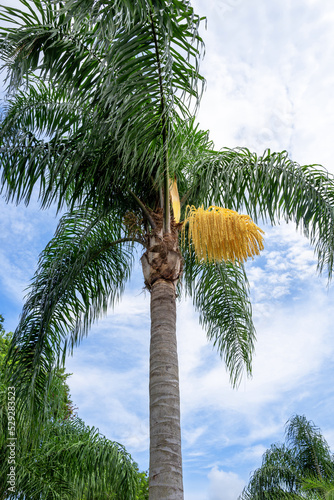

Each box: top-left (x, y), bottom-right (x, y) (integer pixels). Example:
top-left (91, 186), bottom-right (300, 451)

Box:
top-left (286, 415), bottom-right (333, 480)
top-left (301, 476), bottom-right (334, 500)
top-left (1, 415), bottom-right (139, 499)
top-left (5, 206), bottom-right (137, 422)
top-left (182, 239), bottom-right (255, 388)
top-left (186, 147), bottom-right (334, 280)
top-left (45, 417), bottom-right (138, 499)
top-left (1, 77), bottom-right (83, 137)
top-left (0, 78), bottom-right (163, 213)
top-left (0, 0), bottom-right (205, 208)
top-left (0, 77), bottom-right (120, 210)
top-left (239, 444), bottom-right (304, 499)
top-left (241, 416), bottom-right (334, 500)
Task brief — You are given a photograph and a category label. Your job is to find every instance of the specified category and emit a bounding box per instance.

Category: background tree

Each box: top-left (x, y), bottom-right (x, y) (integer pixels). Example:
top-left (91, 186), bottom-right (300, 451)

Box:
top-left (1, 0), bottom-right (334, 498)
top-left (136, 470), bottom-right (149, 500)
top-left (240, 415), bottom-right (334, 499)
top-left (0, 316), bottom-right (140, 500)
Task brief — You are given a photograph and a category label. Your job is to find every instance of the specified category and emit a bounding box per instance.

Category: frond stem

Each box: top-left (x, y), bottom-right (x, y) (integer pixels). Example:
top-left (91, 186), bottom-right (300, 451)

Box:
top-left (62, 32), bottom-right (104, 64)
top-left (150, 11), bottom-right (170, 233)
top-left (128, 190), bottom-right (156, 230)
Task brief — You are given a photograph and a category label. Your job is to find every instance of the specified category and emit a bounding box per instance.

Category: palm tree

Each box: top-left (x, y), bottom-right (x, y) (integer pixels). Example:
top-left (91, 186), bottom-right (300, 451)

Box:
top-left (1, 417), bottom-right (140, 500)
top-left (239, 415), bottom-right (334, 499)
top-left (1, 1), bottom-right (334, 498)
top-left (0, 318), bottom-right (140, 500)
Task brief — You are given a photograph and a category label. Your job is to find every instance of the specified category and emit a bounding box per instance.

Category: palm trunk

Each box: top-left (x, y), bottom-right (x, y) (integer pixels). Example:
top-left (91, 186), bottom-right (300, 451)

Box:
top-left (141, 222), bottom-right (184, 499)
top-left (149, 278), bottom-right (183, 499)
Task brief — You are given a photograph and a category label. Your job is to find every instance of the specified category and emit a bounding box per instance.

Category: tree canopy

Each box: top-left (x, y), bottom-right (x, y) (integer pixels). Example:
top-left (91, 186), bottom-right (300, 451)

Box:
top-left (240, 415), bottom-right (334, 499)
top-left (0, 315), bottom-right (141, 500)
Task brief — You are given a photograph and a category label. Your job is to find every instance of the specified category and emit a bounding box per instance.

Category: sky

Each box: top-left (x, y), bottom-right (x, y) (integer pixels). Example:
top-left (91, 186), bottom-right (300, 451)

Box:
top-left (1, 0), bottom-right (334, 499)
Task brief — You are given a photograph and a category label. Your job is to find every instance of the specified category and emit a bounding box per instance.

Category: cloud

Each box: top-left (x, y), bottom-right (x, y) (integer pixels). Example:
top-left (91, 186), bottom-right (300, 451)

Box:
top-left (208, 467), bottom-right (245, 500)
top-left (183, 425), bottom-right (208, 448)
top-left (177, 281), bottom-right (332, 422)
top-left (192, 0), bottom-right (334, 172)
top-left (232, 444), bottom-right (268, 465)
top-left (67, 360), bottom-right (150, 452)
top-left (0, 196), bottom-right (59, 305)
top-left (65, 291), bottom-right (150, 452)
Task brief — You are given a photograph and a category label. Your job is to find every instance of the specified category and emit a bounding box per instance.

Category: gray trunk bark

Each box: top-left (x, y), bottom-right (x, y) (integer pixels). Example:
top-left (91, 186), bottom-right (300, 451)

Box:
top-left (149, 278), bottom-right (183, 500)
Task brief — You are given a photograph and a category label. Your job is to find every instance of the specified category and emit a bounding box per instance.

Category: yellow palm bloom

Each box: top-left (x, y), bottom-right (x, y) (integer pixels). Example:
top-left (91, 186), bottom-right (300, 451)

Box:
top-left (183, 205), bottom-right (264, 263)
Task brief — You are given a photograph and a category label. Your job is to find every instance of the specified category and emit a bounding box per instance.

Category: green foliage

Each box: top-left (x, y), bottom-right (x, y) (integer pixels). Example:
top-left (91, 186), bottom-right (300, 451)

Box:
top-left (0, 317), bottom-right (140, 500)
top-left (240, 415), bottom-right (334, 499)
top-left (182, 241), bottom-right (255, 386)
top-left (0, 315), bottom-right (11, 379)
top-left (0, 0), bottom-right (205, 211)
top-left (1, 416), bottom-right (140, 499)
top-left (6, 205), bottom-right (136, 422)
top-left (136, 470), bottom-right (149, 500)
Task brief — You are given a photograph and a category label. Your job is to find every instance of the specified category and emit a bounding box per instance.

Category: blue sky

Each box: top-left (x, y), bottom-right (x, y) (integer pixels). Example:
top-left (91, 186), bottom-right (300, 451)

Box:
top-left (1, 1), bottom-right (334, 499)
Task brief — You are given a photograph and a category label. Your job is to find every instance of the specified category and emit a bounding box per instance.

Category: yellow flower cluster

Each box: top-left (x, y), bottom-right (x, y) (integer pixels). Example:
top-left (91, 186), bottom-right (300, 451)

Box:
top-left (183, 205), bottom-right (264, 263)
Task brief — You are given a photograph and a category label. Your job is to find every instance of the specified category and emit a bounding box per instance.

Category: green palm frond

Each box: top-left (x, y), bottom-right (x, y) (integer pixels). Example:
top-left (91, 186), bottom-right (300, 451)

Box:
top-left (0, 77), bottom-right (126, 210)
top-left (302, 476), bottom-right (334, 500)
top-left (286, 415), bottom-right (333, 480)
top-left (239, 444), bottom-right (304, 499)
top-left (0, 0), bottom-right (205, 209)
top-left (28, 417), bottom-right (139, 500)
top-left (0, 77), bottom-right (88, 208)
top-left (186, 147), bottom-right (334, 279)
top-left (49, 418), bottom-right (138, 499)
top-left (1, 77), bottom-right (83, 137)
top-left (6, 206), bottom-right (137, 422)
top-left (182, 240), bottom-right (255, 388)
top-left (0, 78), bottom-right (164, 213)
top-left (1, 323), bottom-right (139, 499)
top-left (240, 416), bottom-right (334, 500)
top-left (240, 484), bottom-right (306, 499)
top-left (1, 416), bottom-right (139, 499)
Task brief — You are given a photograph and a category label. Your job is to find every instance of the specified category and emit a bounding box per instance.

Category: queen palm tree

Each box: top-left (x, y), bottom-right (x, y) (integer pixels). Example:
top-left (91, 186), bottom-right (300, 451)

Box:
top-left (0, 319), bottom-right (139, 499)
top-left (1, 416), bottom-right (140, 500)
top-left (239, 415), bottom-right (334, 500)
top-left (1, 1), bottom-right (334, 498)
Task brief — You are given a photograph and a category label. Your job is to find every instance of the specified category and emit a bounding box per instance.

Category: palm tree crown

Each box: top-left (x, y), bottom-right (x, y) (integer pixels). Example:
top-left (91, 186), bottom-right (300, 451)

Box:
top-left (240, 415), bottom-right (334, 499)
top-left (0, 319), bottom-right (140, 500)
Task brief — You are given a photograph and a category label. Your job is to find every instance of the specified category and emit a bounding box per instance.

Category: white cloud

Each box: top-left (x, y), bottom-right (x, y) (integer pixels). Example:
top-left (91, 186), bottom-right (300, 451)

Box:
top-left (183, 425), bottom-right (208, 448)
top-left (323, 429), bottom-right (334, 451)
top-left (0, 196), bottom-right (59, 305)
top-left (176, 252), bottom-right (332, 421)
top-left (0, 250), bottom-right (30, 302)
top-left (65, 292), bottom-right (150, 452)
top-left (232, 444), bottom-right (268, 465)
top-left (208, 467), bottom-right (245, 500)
top-left (192, 0), bottom-right (334, 171)
top-left (67, 361), bottom-right (150, 452)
